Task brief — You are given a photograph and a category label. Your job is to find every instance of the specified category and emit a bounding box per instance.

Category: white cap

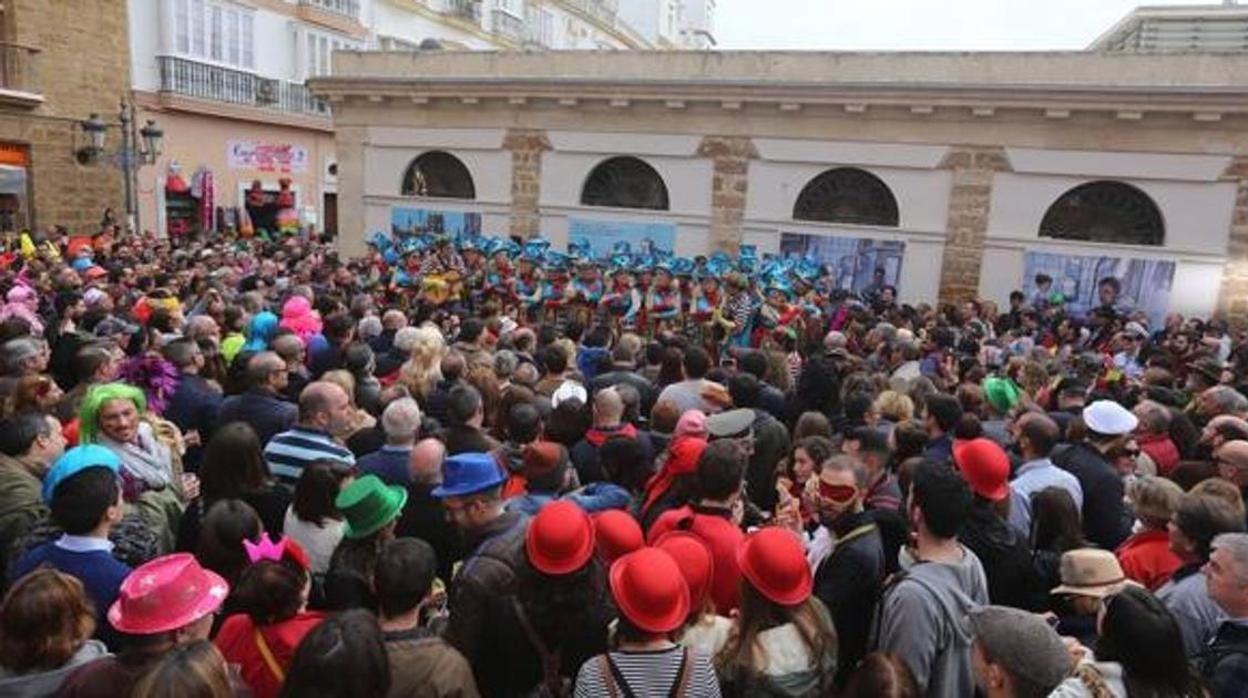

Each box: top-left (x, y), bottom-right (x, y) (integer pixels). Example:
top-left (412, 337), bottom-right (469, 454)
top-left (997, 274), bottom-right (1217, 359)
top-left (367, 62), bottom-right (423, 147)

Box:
top-left (551, 380), bottom-right (588, 408)
top-left (1083, 400), bottom-right (1139, 436)
top-left (1124, 321), bottom-right (1148, 339)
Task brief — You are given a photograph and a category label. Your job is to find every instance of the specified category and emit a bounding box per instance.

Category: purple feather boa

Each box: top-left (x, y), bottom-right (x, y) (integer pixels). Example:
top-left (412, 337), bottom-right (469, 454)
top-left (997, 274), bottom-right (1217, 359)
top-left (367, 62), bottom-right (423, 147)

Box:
top-left (117, 353), bottom-right (181, 415)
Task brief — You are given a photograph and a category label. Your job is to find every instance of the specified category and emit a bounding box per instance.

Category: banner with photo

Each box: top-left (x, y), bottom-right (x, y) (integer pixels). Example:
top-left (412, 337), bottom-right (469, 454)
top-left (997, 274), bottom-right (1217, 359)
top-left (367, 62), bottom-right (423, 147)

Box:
top-left (1021, 251), bottom-right (1175, 327)
top-left (567, 218), bottom-right (676, 259)
top-left (779, 232), bottom-right (906, 294)
top-left (390, 207), bottom-right (482, 238)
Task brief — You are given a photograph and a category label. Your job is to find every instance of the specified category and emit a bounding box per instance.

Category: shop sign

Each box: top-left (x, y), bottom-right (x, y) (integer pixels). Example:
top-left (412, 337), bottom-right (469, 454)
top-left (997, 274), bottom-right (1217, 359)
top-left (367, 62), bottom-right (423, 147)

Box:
top-left (0, 142), bottom-right (29, 168)
top-left (227, 140), bottom-right (308, 173)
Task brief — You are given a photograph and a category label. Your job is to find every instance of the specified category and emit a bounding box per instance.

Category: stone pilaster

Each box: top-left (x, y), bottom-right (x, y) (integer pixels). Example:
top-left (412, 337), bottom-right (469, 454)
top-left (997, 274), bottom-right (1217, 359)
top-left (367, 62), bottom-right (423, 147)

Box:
top-left (1218, 157), bottom-right (1248, 330)
top-left (937, 146), bottom-right (1011, 304)
top-left (503, 128), bottom-right (550, 239)
top-left (698, 135), bottom-right (757, 255)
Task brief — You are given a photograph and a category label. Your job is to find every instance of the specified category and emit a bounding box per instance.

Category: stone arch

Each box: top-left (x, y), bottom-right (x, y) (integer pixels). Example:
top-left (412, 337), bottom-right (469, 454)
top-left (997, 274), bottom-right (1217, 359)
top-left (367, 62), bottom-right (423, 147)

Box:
top-left (580, 156), bottom-right (670, 210)
top-left (1039, 180), bottom-right (1164, 246)
top-left (400, 150), bottom-right (476, 199)
top-left (793, 167), bottom-right (900, 226)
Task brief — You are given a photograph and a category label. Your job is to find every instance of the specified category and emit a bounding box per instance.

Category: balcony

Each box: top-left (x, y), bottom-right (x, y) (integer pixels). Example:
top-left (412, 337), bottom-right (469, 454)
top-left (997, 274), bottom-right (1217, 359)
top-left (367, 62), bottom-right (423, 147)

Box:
top-left (0, 42), bottom-right (42, 108)
top-left (491, 9), bottom-right (525, 42)
top-left (158, 56), bottom-right (329, 120)
top-left (299, 0), bottom-right (361, 19)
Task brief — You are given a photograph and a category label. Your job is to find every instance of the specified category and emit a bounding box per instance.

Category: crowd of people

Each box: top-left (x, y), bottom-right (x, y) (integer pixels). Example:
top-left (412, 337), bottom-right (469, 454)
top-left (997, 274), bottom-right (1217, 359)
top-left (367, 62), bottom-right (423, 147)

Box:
top-left (0, 224), bottom-right (1247, 697)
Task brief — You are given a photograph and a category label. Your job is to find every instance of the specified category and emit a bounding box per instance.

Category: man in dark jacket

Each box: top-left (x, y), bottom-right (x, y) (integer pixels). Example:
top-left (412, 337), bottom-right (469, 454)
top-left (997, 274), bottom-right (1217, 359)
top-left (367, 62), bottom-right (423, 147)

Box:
top-left (739, 350), bottom-right (789, 424)
top-left (215, 351), bottom-right (297, 446)
top-left (810, 455), bottom-right (885, 688)
top-left (590, 344), bottom-right (655, 418)
top-left (395, 438), bottom-right (460, 585)
top-left (1204, 532), bottom-right (1248, 698)
top-left (1051, 401), bottom-right (1136, 550)
top-left (570, 387), bottom-right (652, 484)
top-left (432, 452), bottom-right (528, 679)
top-left (161, 338), bottom-right (221, 471)
top-left (727, 373), bottom-right (790, 513)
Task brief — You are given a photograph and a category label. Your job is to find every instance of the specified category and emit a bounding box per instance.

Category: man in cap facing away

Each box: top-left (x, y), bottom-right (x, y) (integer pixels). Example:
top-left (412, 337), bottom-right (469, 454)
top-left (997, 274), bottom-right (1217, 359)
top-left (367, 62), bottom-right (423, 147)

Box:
top-left (969, 605), bottom-right (1074, 698)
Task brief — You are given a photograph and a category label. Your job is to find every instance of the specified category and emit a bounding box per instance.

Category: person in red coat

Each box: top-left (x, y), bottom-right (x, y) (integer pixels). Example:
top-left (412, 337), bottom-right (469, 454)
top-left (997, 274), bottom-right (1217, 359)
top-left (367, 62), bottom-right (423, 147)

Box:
top-left (1134, 400), bottom-right (1181, 477)
top-left (646, 438), bottom-right (748, 615)
top-left (1117, 476), bottom-right (1185, 590)
top-left (215, 535), bottom-right (325, 698)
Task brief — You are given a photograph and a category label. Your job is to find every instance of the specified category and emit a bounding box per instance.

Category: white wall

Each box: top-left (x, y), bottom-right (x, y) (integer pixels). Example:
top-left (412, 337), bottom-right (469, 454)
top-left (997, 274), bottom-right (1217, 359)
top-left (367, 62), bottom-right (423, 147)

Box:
top-left (987, 172), bottom-right (1236, 255)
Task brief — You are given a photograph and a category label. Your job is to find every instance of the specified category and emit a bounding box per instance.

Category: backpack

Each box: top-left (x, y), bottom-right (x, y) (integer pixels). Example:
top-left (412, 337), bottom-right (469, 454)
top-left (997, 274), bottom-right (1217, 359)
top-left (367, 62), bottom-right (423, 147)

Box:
top-left (512, 597), bottom-right (573, 698)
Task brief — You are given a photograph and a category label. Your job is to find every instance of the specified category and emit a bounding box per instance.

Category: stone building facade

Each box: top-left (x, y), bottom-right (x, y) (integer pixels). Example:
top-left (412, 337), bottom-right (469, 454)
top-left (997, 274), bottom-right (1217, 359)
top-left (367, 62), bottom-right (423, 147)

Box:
top-left (313, 51), bottom-right (1248, 325)
top-left (0, 0), bottom-right (130, 232)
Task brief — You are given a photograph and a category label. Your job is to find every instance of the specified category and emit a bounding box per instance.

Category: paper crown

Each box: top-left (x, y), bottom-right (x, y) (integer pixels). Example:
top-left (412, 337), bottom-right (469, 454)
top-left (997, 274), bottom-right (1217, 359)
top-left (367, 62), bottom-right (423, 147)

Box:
top-left (243, 532), bottom-right (310, 570)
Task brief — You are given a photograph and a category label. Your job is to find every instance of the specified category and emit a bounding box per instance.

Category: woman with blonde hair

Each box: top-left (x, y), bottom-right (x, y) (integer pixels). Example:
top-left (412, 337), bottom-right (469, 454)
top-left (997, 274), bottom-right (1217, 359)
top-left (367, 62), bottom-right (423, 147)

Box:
top-left (873, 390), bottom-right (914, 427)
top-left (0, 568), bottom-right (109, 696)
top-left (398, 325), bottom-right (445, 403)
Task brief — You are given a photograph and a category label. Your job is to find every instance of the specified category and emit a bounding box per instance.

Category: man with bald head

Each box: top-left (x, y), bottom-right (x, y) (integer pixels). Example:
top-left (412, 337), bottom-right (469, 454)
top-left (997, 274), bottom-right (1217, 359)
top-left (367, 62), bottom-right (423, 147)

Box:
top-left (263, 381), bottom-right (356, 487)
top-left (1008, 412), bottom-right (1083, 535)
top-left (396, 437), bottom-right (458, 583)
top-left (216, 350), bottom-right (298, 445)
top-left (570, 385), bottom-right (653, 484)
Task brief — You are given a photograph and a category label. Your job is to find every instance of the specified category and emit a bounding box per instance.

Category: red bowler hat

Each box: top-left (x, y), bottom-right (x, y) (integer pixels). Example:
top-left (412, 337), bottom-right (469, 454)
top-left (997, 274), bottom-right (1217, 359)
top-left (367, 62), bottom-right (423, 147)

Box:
top-left (609, 548), bottom-right (690, 634)
top-left (655, 531), bottom-right (714, 614)
top-left (526, 500), bottom-right (595, 575)
top-left (737, 527), bottom-right (812, 607)
top-left (952, 437), bottom-right (1011, 502)
top-left (592, 510), bottom-right (643, 565)
top-left (108, 553), bottom-right (229, 635)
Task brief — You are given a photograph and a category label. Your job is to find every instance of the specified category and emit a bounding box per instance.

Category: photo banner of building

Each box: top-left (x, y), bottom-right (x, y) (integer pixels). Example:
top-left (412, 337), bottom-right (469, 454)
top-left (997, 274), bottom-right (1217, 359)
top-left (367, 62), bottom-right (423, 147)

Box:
top-left (780, 232), bottom-right (906, 294)
top-left (1021, 251), bottom-right (1176, 328)
top-left (391, 207), bottom-right (483, 238)
top-left (567, 218), bottom-right (677, 258)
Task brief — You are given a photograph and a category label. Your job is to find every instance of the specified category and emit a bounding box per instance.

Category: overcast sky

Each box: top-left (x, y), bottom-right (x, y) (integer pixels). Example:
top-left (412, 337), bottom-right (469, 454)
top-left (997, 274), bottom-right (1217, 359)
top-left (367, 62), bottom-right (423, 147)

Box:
top-left (715, 0), bottom-right (1219, 51)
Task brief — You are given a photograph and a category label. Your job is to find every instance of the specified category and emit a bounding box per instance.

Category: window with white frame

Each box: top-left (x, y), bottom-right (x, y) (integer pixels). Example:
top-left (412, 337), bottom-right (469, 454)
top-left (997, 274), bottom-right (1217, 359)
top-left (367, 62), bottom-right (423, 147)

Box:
top-left (171, 0), bottom-right (255, 70)
top-left (303, 29), bottom-right (362, 78)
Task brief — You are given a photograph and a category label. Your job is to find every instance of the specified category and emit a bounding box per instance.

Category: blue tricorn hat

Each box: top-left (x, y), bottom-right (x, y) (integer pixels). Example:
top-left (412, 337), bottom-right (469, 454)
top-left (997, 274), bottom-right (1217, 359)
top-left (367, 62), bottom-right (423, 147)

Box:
top-left (520, 238), bottom-right (550, 261)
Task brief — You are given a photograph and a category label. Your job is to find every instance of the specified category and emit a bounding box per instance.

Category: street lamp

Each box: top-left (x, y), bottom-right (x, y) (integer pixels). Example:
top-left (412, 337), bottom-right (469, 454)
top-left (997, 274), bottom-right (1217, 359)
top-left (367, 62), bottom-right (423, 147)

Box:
top-left (139, 120), bottom-right (164, 166)
top-left (76, 113), bottom-right (107, 164)
top-left (76, 99), bottom-right (164, 233)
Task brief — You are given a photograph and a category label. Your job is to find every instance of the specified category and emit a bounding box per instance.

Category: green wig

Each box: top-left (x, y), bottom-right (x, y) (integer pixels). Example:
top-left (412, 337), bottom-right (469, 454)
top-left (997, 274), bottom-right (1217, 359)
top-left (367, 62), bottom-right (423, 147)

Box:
top-left (78, 382), bottom-right (147, 444)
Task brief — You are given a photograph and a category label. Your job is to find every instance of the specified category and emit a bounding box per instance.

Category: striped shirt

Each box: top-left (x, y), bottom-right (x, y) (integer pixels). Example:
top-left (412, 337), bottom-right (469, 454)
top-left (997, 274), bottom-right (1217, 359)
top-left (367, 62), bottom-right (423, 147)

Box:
top-left (263, 426), bottom-right (355, 486)
top-left (574, 646), bottom-right (721, 697)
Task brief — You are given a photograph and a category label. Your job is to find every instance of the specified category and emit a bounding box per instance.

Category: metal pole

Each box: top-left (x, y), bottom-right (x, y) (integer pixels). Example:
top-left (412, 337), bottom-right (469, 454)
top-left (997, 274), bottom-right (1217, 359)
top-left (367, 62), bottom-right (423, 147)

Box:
top-left (119, 99), bottom-right (136, 234)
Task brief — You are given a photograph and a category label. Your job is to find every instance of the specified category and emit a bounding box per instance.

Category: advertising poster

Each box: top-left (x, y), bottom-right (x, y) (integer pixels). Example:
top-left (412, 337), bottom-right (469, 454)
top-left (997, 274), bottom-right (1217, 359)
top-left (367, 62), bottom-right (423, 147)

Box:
top-left (1021, 251), bottom-right (1175, 327)
top-left (226, 140), bottom-right (309, 173)
top-left (391, 207), bottom-right (482, 238)
top-left (779, 232), bottom-right (906, 294)
top-left (567, 218), bottom-right (676, 259)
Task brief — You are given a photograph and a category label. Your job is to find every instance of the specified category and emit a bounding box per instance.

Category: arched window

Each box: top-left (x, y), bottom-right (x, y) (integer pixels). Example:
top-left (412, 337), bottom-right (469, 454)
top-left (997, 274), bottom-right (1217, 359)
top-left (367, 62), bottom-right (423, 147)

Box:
top-left (580, 156), bottom-right (670, 210)
top-left (793, 167), bottom-right (900, 227)
top-left (1039, 181), bottom-right (1164, 246)
top-left (400, 151), bottom-right (475, 199)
